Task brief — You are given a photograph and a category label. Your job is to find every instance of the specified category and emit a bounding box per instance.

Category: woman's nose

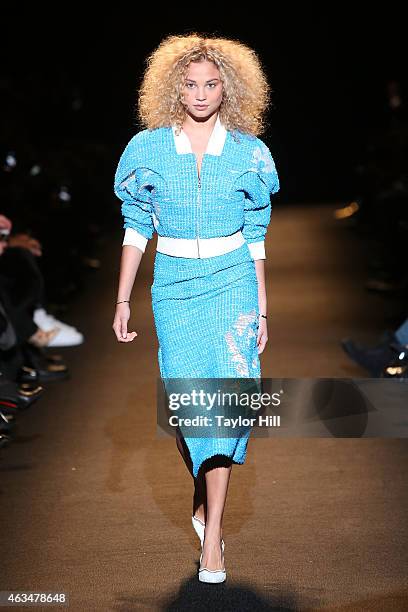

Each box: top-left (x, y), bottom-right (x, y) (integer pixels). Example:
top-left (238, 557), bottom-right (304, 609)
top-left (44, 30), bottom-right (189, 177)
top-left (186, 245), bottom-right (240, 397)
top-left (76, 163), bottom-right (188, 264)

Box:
top-left (196, 88), bottom-right (206, 101)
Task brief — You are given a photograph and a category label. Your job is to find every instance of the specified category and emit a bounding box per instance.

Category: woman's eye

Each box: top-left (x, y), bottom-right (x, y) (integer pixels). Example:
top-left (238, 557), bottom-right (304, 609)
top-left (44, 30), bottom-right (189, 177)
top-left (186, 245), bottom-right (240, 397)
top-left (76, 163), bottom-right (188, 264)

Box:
top-left (185, 83), bottom-right (217, 89)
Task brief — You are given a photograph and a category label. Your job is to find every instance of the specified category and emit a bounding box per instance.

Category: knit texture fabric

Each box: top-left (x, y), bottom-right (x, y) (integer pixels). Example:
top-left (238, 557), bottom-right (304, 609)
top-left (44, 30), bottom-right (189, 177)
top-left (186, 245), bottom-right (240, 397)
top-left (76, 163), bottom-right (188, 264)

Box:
top-left (114, 126), bottom-right (279, 244)
top-left (114, 125), bottom-right (280, 478)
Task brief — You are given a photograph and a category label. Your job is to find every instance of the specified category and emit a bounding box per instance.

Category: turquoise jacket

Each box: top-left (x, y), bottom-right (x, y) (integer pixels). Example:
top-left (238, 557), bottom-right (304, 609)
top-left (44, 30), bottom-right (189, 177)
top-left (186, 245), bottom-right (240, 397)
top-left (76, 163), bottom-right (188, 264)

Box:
top-left (114, 115), bottom-right (279, 260)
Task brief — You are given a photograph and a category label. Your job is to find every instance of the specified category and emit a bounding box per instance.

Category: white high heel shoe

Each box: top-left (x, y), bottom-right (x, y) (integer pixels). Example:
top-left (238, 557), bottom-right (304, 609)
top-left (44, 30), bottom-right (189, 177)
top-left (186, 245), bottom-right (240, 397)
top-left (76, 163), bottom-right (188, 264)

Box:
top-left (192, 515), bottom-right (225, 552)
top-left (198, 539), bottom-right (226, 584)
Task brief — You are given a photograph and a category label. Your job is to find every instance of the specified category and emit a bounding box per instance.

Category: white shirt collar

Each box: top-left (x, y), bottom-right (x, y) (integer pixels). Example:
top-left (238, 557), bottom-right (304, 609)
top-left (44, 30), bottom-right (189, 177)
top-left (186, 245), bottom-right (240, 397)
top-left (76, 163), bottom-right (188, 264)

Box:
top-left (172, 115), bottom-right (227, 155)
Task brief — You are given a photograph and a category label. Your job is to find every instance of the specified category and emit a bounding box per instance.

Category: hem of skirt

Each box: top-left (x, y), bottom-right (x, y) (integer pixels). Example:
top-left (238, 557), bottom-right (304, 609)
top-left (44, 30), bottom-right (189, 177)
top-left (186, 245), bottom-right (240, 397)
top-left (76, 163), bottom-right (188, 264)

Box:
top-left (193, 453), bottom-right (246, 479)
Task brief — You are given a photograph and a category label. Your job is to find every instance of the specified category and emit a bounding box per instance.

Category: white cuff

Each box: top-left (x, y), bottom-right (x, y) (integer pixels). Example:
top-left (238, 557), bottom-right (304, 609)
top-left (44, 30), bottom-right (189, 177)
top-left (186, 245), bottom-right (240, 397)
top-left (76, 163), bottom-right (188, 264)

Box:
top-left (122, 228), bottom-right (148, 253)
top-left (248, 241), bottom-right (266, 260)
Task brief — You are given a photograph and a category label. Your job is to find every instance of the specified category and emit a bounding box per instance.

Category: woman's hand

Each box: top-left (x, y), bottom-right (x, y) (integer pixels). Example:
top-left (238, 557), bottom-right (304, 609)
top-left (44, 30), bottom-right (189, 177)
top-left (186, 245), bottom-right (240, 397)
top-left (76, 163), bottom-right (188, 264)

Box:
top-left (112, 303), bottom-right (138, 342)
top-left (256, 317), bottom-right (268, 354)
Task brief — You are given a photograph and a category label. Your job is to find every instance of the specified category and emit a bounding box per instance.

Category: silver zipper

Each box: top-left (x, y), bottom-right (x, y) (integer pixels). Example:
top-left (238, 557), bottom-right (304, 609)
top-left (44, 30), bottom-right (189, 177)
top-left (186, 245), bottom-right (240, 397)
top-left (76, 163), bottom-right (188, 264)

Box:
top-left (196, 166), bottom-right (201, 258)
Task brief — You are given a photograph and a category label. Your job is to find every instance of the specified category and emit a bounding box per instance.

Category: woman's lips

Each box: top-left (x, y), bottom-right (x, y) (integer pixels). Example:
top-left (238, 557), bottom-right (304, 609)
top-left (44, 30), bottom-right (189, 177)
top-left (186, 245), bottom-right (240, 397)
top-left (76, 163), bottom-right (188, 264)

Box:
top-left (194, 105), bottom-right (208, 109)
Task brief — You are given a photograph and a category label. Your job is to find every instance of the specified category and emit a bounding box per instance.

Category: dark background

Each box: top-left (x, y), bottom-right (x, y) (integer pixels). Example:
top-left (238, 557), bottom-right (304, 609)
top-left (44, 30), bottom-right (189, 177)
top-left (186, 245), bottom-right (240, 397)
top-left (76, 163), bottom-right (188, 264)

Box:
top-left (1, 8), bottom-right (406, 202)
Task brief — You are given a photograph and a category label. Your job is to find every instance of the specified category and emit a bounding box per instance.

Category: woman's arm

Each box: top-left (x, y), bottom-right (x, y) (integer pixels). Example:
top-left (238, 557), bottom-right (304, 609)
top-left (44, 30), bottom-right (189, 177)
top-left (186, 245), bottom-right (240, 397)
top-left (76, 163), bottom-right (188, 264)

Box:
top-left (112, 245), bottom-right (144, 342)
top-left (242, 140), bottom-right (279, 355)
top-left (255, 259), bottom-right (268, 354)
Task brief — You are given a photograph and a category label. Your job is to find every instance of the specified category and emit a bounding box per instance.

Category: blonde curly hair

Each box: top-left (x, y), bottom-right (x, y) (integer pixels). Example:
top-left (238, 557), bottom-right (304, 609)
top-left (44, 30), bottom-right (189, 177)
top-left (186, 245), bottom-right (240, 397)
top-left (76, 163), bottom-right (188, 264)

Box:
top-left (137, 33), bottom-right (272, 137)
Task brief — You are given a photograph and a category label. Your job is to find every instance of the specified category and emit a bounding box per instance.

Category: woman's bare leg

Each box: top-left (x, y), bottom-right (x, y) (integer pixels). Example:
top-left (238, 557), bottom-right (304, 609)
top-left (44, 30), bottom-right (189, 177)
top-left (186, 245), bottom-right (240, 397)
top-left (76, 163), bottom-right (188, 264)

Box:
top-left (175, 431), bottom-right (193, 476)
top-left (200, 458), bottom-right (232, 570)
top-left (175, 431), bottom-right (207, 523)
top-left (193, 472), bottom-right (207, 524)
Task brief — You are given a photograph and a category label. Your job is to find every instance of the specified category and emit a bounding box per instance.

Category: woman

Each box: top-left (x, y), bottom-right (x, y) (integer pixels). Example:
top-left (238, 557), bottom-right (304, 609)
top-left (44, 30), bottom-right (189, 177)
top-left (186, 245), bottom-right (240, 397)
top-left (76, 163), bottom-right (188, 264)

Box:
top-left (112, 33), bottom-right (279, 583)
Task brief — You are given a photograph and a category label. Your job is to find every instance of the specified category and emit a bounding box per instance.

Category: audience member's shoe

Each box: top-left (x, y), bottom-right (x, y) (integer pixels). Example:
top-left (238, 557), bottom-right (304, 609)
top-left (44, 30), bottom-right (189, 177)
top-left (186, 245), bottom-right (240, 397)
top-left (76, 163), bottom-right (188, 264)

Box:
top-left (0, 372), bottom-right (44, 412)
top-left (0, 411), bottom-right (16, 432)
top-left (17, 382), bottom-right (45, 409)
top-left (0, 395), bottom-right (18, 415)
top-left (22, 345), bottom-right (70, 383)
top-left (0, 373), bottom-right (18, 414)
top-left (28, 327), bottom-right (60, 348)
top-left (381, 346), bottom-right (408, 379)
top-left (17, 366), bottom-right (39, 385)
top-left (341, 335), bottom-right (407, 377)
top-left (33, 308), bottom-right (84, 347)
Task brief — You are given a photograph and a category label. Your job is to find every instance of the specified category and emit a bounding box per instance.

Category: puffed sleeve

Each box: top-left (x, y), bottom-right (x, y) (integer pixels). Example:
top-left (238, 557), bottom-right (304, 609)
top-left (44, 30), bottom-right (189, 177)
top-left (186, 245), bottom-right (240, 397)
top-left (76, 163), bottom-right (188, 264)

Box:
top-left (242, 140), bottom-right (280, 260)
top-left (113, 135), bottom-right (156, 254)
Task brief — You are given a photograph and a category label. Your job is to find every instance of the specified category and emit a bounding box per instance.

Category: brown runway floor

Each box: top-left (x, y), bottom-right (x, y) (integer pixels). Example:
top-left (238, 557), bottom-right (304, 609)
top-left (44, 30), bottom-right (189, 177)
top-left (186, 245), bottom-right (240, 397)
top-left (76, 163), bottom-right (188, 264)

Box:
top-left (1, 203), bottom-right (407, 611)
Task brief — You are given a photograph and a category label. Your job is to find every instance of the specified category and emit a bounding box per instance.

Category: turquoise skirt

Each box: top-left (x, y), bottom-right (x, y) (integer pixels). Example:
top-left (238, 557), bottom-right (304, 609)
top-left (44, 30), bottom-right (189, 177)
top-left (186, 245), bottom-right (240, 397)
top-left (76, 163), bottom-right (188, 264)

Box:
top-left (151, 241), bottom-right (261, 477)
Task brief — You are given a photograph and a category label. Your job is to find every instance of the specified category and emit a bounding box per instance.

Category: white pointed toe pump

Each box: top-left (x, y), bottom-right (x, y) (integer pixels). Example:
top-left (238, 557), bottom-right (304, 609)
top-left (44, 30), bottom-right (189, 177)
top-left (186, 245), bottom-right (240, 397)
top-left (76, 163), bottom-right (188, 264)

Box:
top-left (192, 515), bottom-right (205, 543)
top-left (198, 540), bottom-right (226, 584)
top-left (192, 515), bottom-right (225, 552)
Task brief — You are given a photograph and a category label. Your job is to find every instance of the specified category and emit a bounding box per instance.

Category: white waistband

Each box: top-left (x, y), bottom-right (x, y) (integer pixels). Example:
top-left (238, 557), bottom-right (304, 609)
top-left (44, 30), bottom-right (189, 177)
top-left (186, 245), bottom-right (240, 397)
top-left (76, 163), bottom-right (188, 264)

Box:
top-left (156, 230), bottom-right (245, 258)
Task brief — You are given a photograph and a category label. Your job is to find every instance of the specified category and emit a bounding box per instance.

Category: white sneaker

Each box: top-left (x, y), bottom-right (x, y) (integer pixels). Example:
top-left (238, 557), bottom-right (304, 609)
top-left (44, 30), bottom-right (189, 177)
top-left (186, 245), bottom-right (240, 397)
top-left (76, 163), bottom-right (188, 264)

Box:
top-left (33, 308), bottom-right (84, 347)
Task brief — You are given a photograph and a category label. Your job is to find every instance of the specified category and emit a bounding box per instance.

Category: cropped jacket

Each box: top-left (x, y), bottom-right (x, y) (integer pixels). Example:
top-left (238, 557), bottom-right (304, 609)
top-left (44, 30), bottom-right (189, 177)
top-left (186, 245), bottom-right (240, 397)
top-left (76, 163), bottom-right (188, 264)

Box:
top-left (114, 115), bottom-right (280, 260)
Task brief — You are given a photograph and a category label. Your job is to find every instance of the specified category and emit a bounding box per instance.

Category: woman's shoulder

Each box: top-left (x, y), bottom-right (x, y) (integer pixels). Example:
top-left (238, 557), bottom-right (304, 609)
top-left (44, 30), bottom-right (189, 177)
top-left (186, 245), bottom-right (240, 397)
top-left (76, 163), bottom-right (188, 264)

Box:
top-left (228, 130), bottom-right (274, 169)
top-left (228, 130), bottom-right (278, 193)
top-left (229, 130), bottom-right (271, 155)
top-left (118, 127), bottom-right (172, 173)
top-left (124, 126), bottom-right (169, 150)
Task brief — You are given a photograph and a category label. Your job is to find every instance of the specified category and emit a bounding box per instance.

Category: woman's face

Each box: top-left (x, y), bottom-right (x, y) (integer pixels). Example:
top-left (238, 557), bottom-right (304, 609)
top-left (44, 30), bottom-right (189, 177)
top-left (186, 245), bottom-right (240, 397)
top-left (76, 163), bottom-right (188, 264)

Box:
top-left (182, 59), bottom-right (223, 120)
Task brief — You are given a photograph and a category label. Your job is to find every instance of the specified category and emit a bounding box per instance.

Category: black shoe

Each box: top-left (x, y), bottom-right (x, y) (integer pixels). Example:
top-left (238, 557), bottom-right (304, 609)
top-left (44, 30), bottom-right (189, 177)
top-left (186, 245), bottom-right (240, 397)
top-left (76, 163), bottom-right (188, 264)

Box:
top-left (341, 335), bottom-right (407, 377)
top-left (381, 346), bottom-right (408, 379)
top-left (22, 345), bottom-right (70, 383)
top-left (0, 410), bottom-right (16, 432)
top-left (17, 382), bottom-right (45, 409)
top-left (0, 373), bottom-right (44, 412)
top-left (17, 365), bottom-right (39, 385)
top-left (0, 372), bottom-right (19, 415)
